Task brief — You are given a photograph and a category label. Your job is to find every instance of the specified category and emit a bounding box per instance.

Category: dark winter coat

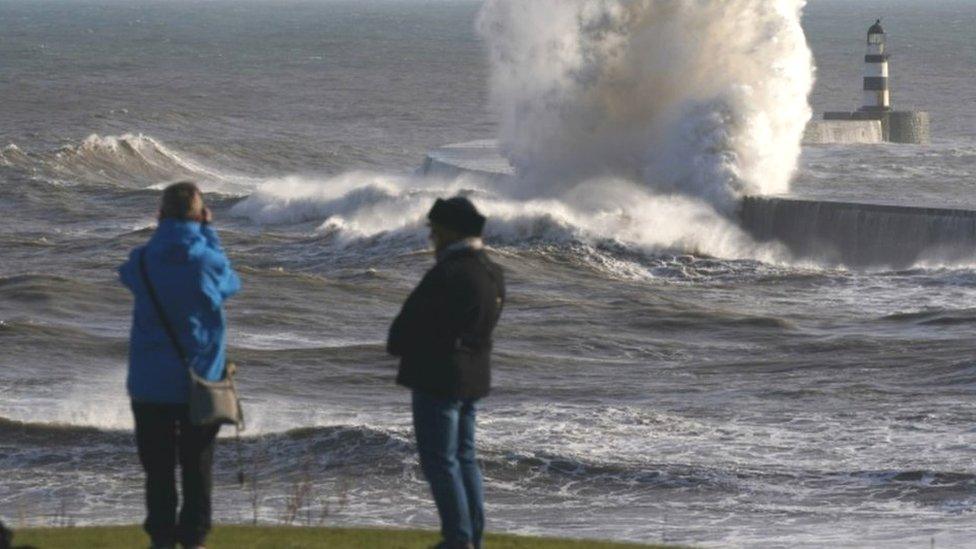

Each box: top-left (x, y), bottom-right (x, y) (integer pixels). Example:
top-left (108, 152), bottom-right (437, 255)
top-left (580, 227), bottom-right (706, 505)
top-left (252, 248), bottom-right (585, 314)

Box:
top-left (387, 245), bottom-right (505, 400)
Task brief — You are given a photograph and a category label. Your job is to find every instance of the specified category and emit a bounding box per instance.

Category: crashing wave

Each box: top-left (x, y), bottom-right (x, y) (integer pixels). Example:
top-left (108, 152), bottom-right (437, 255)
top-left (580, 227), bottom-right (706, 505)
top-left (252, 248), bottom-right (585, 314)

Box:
top-left (477, 0), bottom-right (814, 210)
top-left (224, 0), bottom-right (809, 264)
top-left (230, 171), bottom-right (790, 264)
top-left (2, 133), bottom-right (255, 194)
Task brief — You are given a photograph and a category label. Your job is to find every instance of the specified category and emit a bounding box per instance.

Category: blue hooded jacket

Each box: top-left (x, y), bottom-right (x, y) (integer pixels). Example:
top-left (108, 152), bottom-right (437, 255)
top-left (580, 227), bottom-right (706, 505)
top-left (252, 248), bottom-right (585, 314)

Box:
top-left (119, 219), bottom-right (241, 404)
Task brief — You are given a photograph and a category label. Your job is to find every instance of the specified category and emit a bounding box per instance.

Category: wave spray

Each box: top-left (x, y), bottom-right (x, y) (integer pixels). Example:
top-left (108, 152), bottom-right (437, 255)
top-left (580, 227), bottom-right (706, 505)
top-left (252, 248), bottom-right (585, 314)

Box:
top-left (233, 0), bottom-right (817, 262)
top-left (477, 0), bottom-right (814, 210)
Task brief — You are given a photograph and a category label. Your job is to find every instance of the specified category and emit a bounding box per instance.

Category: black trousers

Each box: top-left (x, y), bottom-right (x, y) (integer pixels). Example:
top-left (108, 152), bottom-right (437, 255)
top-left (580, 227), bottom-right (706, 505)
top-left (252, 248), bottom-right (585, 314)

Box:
top-left (132, 401), bottom-right (220, 547)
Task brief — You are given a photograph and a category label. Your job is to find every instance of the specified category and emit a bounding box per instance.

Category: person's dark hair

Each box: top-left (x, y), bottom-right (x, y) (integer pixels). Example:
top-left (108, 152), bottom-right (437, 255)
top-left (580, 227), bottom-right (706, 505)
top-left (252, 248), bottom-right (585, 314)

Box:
top-left (160, 181), bottom-right (202, 220)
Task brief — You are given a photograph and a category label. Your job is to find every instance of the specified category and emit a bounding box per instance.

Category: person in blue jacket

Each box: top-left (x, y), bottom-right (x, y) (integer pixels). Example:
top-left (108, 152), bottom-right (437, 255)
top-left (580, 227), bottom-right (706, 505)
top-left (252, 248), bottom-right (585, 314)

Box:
top-left (118, 181), bottom-right (240, 549)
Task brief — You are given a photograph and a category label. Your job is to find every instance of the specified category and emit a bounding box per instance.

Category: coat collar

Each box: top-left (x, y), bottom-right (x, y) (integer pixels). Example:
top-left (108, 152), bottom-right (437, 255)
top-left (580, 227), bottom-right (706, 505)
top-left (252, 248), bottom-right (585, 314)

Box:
top-left (436, 237), bottom-right (483, 263)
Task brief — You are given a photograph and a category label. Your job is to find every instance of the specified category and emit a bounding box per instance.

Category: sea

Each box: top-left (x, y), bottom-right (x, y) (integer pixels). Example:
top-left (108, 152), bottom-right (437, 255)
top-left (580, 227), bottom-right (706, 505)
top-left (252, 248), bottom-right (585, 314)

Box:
top-left (1, 1), bottom-right (975, 547)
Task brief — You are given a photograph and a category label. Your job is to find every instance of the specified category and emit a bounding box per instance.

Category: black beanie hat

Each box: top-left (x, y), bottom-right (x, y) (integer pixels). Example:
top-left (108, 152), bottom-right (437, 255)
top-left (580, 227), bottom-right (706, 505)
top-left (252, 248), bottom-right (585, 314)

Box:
top-left (427, 196), bottom-right (486, 236)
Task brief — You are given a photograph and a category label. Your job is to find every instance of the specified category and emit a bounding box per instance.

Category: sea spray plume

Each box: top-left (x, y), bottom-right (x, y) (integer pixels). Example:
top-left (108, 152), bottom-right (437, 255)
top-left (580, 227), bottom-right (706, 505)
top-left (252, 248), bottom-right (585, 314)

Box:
top-left (477, 0), bottom-right (814, 210)
top-left (229, 0), bottom-right (813, 262)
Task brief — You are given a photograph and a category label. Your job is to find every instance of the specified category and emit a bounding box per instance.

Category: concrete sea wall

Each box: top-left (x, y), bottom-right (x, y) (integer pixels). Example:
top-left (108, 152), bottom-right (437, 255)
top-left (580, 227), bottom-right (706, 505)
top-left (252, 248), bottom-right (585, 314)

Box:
top-left (739, 196), bottom-right (976, 267)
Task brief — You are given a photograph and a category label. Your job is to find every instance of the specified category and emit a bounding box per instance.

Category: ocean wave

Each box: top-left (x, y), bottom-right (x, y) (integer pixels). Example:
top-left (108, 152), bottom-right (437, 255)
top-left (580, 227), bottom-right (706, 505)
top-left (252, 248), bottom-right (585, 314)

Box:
top-left (0, 417), bottom-right (412, 473)
top-left (0, 416), bottom-right (800, 487)
top-left (880, 309), bottom-right (976, 326)
top-left (1, 416), bottom-right (687, 489)
top-left (230, 171), bottom-right (793, 267)
top-left (0, 317), bottom-right (120, 346)
top-left (1, 134), bottom-right (256, 194)
top-left (8, 135), bottom-right (971, 272)
top-left (0, 416), bottom-right (131, 447)
top-left (6, 414), bottom-right (972, 503)
top-left (0, 273), bottom-right (79, 290)
top-left (846, 470), bottom-right (976, 486)
top-left (0, 143), bottom-right (30, 167)
top-left (0, 273), bottom-right (124, 302)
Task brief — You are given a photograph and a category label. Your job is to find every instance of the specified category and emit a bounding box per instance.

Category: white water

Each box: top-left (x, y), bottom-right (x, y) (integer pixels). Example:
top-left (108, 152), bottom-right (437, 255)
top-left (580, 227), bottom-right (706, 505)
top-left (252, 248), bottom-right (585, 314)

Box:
top-left (477, 0), bottom-right (814, 210)
top-left (4, 129), bottom-right (788, 262)
top-left (234, 0), bottom-right (819, 265)
top-left (231, 172), bottom-right (790, 263)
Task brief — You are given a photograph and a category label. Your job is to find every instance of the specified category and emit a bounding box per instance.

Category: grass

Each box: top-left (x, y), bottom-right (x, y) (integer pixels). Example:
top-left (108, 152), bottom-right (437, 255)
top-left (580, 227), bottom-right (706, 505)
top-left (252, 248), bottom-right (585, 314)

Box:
top-left (14, 525), bottom-right (679, 548)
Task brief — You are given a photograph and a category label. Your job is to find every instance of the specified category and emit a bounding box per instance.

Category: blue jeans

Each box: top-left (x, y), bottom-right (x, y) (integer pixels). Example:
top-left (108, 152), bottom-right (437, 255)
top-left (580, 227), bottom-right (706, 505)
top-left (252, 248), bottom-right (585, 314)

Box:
top-left (412, 391), bottom-right (485, 548)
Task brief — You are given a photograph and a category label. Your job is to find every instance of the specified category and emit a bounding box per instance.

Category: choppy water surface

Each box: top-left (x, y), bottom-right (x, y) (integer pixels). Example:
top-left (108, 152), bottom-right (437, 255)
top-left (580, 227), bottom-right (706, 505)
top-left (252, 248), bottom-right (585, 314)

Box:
top-left (1, 1), bottom-right (974, 547)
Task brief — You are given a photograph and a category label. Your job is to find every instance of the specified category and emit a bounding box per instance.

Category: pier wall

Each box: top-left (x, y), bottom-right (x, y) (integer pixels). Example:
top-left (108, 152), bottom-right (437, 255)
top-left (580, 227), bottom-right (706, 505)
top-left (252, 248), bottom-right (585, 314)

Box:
top-left (739, 196), bottom-right (976, 267)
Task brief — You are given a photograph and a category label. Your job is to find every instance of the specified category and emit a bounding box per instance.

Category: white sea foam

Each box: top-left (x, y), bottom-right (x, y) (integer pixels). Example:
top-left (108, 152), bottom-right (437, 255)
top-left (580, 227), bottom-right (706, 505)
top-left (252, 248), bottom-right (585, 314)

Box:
top-left (0, 370), bottom-right (134, 431)
top-left (231, 171), bottom-right (791, 264)
top-left (477, 0), bottom-right (814, 210)
top-left (0, 144), bottom-right (28, 167)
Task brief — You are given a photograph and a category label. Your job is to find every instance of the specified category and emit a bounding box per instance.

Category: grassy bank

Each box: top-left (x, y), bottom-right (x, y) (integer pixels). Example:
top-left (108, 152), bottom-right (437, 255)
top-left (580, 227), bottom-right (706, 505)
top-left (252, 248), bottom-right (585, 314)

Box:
top-left (14, 525), bottom-right (678, 548)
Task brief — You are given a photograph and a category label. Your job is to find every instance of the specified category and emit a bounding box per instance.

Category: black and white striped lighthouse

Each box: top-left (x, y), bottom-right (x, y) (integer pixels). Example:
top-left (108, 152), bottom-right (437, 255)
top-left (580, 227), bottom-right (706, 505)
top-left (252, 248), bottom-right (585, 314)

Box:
top-left (861, 19), bottom-right (891, 112)
top-left (819, 19), bottom-right (930, 143)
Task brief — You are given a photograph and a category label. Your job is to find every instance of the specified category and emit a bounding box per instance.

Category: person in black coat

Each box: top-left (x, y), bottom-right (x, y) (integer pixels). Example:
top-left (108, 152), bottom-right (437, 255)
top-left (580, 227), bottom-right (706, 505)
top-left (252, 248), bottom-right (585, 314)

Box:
top-left (388, 196), bottom-right (505, 549)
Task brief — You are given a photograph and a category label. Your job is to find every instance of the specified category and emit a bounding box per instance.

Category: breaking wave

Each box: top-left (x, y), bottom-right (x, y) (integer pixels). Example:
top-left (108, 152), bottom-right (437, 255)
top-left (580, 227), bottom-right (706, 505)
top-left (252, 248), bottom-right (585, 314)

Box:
top-left (5, 415), bottom-right (975, 506)
top-left (230, 172), bottom-right (791, 264)
top-left (1, 134), bottom-right (256, 194)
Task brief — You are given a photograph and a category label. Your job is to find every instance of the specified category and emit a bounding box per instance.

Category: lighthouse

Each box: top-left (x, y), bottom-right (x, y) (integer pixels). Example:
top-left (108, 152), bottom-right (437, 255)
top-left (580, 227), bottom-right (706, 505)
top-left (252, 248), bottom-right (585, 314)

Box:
top-left (861, 19), bottom-right (891, 112)
top-left (818, 18), bottom-right (929, 144)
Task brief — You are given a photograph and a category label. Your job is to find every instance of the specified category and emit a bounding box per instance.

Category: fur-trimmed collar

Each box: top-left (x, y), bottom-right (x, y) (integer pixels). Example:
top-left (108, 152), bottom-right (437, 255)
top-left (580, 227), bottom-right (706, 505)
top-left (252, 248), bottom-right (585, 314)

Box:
top-left (437, 237), bottom-right (484, 262)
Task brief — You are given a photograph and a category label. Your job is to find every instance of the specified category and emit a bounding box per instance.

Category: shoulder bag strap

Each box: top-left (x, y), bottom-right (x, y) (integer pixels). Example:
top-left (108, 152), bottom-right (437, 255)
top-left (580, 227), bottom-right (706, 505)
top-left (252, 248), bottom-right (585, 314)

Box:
top-left (138, 248), bottom-right (192, 371)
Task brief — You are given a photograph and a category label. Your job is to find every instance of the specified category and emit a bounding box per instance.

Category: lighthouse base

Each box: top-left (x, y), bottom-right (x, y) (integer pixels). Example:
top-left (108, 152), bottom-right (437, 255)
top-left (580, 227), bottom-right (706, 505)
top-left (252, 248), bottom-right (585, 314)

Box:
top-left (803, 120), bottom-right (883, 144)
top-left (886, 111), bottom-right (931, 144)
top-left (822, 110), bottom-right (931, 144)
